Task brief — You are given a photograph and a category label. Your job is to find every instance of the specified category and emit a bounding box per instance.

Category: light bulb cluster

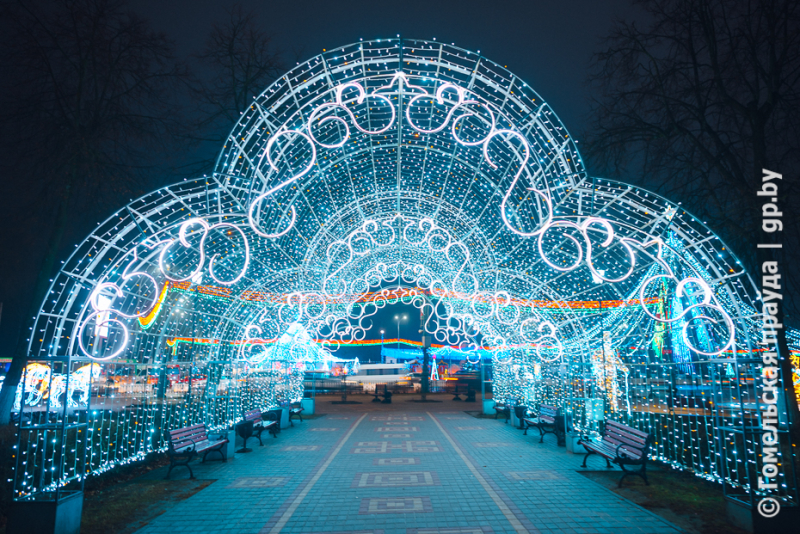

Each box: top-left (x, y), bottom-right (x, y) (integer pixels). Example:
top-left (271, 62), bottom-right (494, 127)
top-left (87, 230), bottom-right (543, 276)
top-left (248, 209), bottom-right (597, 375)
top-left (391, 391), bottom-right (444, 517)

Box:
top-left (14, 38), bottom-right (799, 506)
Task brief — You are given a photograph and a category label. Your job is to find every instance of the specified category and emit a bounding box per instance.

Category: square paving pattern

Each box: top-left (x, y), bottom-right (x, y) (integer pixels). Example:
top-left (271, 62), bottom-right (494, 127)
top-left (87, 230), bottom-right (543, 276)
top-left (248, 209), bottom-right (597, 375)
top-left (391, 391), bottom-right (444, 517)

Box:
top-left (352, 471), bottom-right (440, 487)
top-left (359, 497), bottom-right (434, 514)
top-left (373, 457), bottom-right (420, 466)
top-left (132, 398), bottom-right (682, 534)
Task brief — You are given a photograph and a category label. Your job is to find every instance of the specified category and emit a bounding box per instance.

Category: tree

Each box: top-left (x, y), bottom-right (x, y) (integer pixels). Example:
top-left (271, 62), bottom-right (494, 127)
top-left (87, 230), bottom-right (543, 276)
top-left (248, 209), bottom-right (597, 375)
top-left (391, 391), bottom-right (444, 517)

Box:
top-left (0, 0), bottom-right (186, 424)
top-left (584, 0), bottom-right (800, 424)
top-left (184, 3), bottom-right (284, 174)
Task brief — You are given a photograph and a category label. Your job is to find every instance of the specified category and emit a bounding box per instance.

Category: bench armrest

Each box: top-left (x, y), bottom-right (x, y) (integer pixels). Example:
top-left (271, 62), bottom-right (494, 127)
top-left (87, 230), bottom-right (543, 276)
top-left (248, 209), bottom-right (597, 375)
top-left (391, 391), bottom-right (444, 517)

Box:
top-left (171, 442), bottom-right (197, 455)
top-left (614, 442), bottom-right (641, 461)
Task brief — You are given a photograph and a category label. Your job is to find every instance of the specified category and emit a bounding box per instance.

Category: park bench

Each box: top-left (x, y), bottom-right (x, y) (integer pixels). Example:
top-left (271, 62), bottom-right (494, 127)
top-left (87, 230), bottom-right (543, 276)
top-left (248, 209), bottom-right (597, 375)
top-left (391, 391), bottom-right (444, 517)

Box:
top-left (523, 404), bottom-right (565, 445)
top-left (165, 423), bottom-right (227, 479)
top-left (289, 403), bottom-right (304, 426)
top-left (243, 409), bottom-right (279, 446)
top-left (371, 384), bottom-right (393, 403)
top-left (494, 402), bottom-right (511, 423)
top-left (579, 420), bottom-right (653, 487)
top-left (451, 384), bottom-right (477, 402)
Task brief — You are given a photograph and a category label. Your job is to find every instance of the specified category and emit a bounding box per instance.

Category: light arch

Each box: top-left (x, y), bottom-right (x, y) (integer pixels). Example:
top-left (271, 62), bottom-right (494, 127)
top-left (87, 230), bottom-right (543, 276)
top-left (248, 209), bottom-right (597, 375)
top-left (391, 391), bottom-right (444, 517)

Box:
top-left (18, 39), bottom-right (796, 504)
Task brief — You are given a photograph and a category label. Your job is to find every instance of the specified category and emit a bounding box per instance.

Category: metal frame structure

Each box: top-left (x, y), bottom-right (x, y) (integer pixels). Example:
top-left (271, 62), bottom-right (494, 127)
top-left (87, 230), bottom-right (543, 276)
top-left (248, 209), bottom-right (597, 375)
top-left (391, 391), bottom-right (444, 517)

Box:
top-left (14, 38), bottom-right (798, 509)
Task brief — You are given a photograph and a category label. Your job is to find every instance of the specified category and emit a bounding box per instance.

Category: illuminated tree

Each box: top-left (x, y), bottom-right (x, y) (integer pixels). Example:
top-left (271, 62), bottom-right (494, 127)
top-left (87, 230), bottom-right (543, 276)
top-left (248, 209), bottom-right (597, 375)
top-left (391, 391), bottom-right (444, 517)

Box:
top-left (0, 0), bottom-right (186, 424)
top-left (585, 0), bottom-right (800, 426)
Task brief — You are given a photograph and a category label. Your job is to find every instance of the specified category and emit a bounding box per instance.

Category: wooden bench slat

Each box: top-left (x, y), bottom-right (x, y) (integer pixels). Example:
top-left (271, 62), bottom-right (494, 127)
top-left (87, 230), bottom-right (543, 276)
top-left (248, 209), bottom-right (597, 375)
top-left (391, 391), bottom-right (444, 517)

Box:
top-left (170, 431), bottom-right (206, 441)
top-left (170, 423), bottom-right (204, 432)
top-left (173, 432), bottom-right (208, 444)
top-left (582, 442), bottom-right (617, 459)
top-left (166, 422), bottom-right (228, 479)
top-left (172, 434), bottom-right (206, 444)
top-left (606, 425), bottom-right (647, 444)
top-left (239, 409), bottom-right (281, 444)
top-left (539, 405), bottom-right (558, 418)
top-left (169, 426), bottom-right (205, 439)
top-left (584, 441), bottom-right (642, 460)
top-left (602, 438), bottom-right (644, 458)
top-left (580, 419), bottom-right (652, 488)
top-left (605, 430), bottom-right (647, 449)
top-left (170, 423), bottom-right (206, 433)
top-left (173, 430), bottom-right (208, 441)
top-left (606, 420), bottom-right (649, 439)
top-left (605, 436), bottom-right (646, 455)
top-left (244, 409), bottom-right (262, 422)
top-left (523, 404), bottom-right (565, 445)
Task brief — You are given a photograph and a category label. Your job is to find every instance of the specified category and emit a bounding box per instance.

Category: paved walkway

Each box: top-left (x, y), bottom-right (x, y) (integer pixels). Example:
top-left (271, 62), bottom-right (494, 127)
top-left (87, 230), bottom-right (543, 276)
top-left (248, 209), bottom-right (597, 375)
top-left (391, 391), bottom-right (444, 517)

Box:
top-left (135, 396), bottom-right (681, 534)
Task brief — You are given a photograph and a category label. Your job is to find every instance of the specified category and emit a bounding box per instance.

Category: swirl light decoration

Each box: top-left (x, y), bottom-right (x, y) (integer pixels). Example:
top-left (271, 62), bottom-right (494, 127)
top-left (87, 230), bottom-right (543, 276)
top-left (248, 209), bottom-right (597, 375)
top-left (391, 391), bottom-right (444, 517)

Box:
top-left (18, 39), bottom-right (798, 504)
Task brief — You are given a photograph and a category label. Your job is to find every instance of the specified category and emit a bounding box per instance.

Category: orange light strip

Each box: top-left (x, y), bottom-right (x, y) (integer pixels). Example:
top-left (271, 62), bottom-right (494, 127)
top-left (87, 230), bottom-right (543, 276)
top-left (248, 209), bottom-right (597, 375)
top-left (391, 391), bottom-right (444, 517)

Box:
top-left (138, 282), bottom-right (170, 329)
top-left (140, 282), bottom-right (660, 330)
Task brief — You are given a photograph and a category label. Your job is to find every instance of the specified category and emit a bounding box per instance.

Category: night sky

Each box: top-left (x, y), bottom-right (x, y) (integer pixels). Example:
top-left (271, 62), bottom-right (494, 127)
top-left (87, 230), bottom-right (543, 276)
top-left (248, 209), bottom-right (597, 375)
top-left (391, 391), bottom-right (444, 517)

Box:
top-left (125, 0), bottom-right (646, 362)
top-left (1, 0), bottom-right (648, 362)
top-left (129, 0), bottom-right (644, 139)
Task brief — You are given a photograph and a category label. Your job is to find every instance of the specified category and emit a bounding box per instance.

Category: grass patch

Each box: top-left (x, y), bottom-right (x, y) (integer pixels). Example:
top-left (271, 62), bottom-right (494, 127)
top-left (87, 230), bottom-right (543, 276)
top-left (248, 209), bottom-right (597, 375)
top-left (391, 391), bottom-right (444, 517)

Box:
top-left (578, 466), bottom-right (748, 534)
top-left (81, 478), bottom-right (214, 534)
top-left (0, 438), bottom-right (207, 534)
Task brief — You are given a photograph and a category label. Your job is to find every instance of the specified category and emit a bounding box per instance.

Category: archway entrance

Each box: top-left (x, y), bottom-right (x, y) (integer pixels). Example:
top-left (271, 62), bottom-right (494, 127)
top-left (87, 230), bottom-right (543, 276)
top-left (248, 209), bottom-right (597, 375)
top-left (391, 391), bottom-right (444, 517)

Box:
top-left (15, 39), bottom-right (798, 512)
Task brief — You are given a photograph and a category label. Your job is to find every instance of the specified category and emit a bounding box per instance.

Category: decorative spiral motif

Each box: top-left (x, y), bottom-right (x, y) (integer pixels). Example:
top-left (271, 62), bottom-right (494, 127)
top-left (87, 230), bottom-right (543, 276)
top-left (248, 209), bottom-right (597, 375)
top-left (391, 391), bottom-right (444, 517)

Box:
top-left (536, 216), bottom-right (734, 356)
top-left (246, 72), bottom-right (553, 241)
top-left (74, 76), bottom-right (735, 364)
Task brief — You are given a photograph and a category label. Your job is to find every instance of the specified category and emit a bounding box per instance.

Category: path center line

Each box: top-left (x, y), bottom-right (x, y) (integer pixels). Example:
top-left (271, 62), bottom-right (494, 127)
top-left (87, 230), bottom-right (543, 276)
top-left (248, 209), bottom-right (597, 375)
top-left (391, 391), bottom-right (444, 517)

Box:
top-left (263, 413), bottom-right (367, 534)
top-left (428, 412), bottom-right (530, 534)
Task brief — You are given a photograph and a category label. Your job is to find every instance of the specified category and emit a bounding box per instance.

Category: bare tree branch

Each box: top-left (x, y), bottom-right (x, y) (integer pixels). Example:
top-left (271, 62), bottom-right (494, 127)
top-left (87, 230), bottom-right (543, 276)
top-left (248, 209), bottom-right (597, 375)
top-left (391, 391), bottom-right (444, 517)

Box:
top-left (583, 0), bottom-right (800, 318)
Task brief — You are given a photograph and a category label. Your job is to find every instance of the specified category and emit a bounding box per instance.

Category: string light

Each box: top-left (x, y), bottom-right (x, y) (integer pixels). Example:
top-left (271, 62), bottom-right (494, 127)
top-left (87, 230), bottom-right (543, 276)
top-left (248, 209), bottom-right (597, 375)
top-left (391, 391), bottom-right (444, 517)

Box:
top-left (14, 38), bottom-right (799, 507)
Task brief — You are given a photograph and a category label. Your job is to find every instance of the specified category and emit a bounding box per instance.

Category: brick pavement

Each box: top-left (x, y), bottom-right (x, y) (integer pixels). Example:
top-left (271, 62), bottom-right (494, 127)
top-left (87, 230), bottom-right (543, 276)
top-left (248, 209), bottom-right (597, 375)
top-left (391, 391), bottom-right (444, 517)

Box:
top-left (133, 396), bottom-right (682, 534)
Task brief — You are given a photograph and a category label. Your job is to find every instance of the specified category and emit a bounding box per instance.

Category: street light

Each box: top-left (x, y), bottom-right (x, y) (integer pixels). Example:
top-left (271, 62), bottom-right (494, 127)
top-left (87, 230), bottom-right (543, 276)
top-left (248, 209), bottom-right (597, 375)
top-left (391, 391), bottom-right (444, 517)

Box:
top-left (380, 329), bottom-right (385, 363)
top-left (394, 314), bottom-right (407, 349)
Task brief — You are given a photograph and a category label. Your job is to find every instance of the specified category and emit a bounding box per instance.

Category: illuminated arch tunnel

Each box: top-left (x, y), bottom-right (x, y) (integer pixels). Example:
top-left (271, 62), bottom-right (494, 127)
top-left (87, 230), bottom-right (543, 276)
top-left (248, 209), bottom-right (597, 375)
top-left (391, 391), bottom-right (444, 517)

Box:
top-left (15, 39), bottom-right (799, 504)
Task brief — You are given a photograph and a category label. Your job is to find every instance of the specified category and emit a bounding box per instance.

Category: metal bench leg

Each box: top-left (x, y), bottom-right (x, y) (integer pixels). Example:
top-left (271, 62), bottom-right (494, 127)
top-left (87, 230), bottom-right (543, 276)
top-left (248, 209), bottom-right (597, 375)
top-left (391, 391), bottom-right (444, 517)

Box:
top-left (538, 424), bottom-right (546, 443)
top-left (203, 447), bottom-right (226, 463)
top-left (581, 449), bottom-right (594, 468)
top-left (619, 461), bottom-right (649, 486)
top-left (167, 454), bottom-right (195, 479)
top-left (168, 460), bottom-right (194, 479)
